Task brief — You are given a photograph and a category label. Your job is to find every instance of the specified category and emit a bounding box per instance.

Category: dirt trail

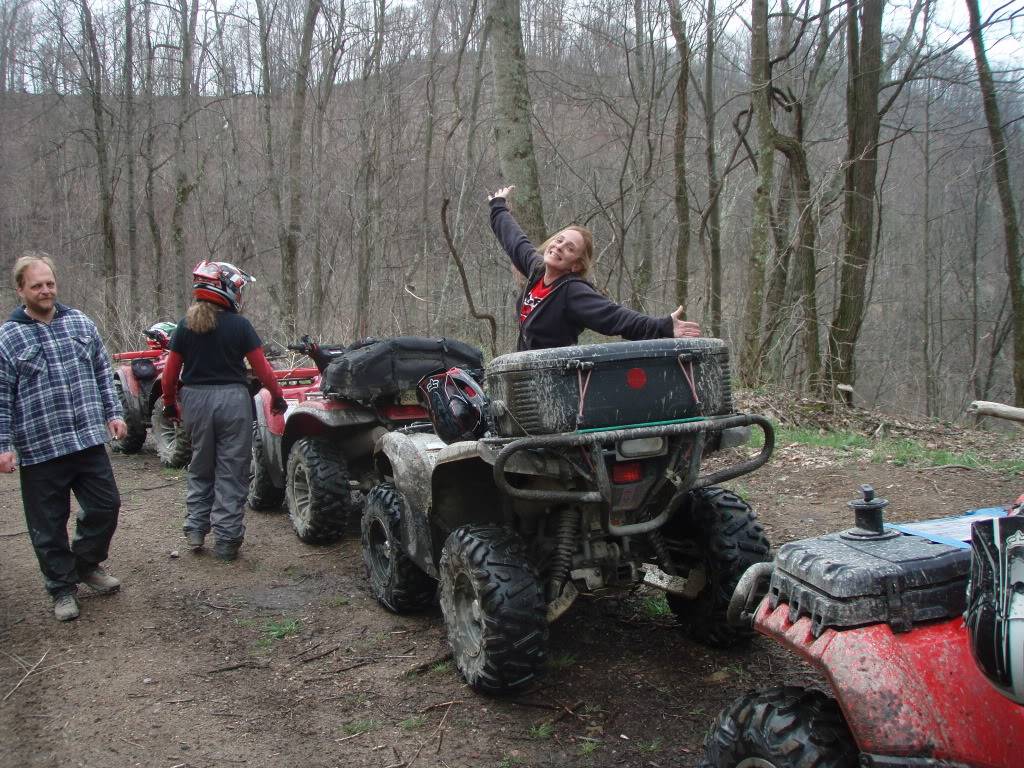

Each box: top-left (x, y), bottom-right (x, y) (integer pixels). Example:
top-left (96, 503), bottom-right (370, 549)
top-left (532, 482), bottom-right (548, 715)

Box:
top-left (1, 440), bottom-right (1020, 768)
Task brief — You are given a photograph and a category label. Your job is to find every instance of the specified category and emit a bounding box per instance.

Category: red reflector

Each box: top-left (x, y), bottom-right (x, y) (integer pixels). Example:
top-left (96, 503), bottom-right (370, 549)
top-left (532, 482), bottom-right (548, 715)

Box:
top-left (626, 368), bottom-right (647, 389)
top-left (383, 404), bottom-right (428, 420)
top-left (611, 462), bottom-right (643, 484)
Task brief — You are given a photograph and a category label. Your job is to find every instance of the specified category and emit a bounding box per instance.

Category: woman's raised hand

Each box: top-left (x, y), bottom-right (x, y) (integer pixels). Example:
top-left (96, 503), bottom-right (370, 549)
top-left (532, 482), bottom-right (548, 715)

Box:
top-left (489, 185), bottom-right (515, 201)
top-left (670, 306), bottom-right (702, 338)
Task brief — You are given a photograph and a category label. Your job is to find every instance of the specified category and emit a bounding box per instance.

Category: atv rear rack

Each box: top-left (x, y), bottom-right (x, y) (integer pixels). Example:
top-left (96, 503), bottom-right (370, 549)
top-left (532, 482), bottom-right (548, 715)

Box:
top-left (488, 413), bottom-right (774, 537)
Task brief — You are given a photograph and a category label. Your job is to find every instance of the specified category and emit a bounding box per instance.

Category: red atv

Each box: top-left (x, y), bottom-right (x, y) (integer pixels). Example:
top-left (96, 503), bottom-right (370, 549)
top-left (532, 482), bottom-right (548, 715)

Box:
top-left (249, 335), bottom-right (482, 544)
top-left (702, 485), bottom-right (1024, 768)
top-left (110, 322), bottom-right (191, 467)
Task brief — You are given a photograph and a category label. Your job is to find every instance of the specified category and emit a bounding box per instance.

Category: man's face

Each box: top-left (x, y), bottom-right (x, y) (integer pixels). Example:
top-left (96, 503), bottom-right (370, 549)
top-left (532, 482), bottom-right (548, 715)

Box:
top-left (17, 262), bottom-right (57, 319)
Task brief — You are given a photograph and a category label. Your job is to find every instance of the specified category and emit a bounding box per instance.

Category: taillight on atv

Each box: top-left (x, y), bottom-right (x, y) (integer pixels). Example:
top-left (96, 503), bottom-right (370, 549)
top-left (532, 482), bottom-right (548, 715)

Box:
top-left (625, 367), bottom-right (647, 389)
top-left (611, 462), bottom-right (642, 484)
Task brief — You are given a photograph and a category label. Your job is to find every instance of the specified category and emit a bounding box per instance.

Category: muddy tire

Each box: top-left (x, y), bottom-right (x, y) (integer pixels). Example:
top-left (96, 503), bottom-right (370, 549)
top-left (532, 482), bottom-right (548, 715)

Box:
top-left (248, 422), bottom-right (284, 511)
top-left (151, 403), bottom-right (191, 468)
top-left (699, 686), bottom-right (858, 768)
top-left (361, 483), bottom-right (436, 612)
top-left (439, 526), bottom-right (547, 694)
top-left (286, 437), bottom-right (354, 544)
top-left (111, 378), bottom-right (147, 454)
top-left (665, 487), bottom-right (771, 648)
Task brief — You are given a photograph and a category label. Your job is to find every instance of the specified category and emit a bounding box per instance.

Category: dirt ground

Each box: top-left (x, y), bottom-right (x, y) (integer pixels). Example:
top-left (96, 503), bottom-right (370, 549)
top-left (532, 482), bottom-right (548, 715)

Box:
top-left (1, 418), bottom-right (1022, 768)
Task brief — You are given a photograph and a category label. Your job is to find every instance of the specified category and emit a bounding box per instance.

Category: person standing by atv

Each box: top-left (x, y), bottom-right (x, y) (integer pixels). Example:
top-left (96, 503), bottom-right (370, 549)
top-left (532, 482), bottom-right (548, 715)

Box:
top-left (0, 252), bottom-right (127, 622)
top-left (160, 261), bottom-right (287, 561)
top-left (488, 185), bottom-right (701, 350)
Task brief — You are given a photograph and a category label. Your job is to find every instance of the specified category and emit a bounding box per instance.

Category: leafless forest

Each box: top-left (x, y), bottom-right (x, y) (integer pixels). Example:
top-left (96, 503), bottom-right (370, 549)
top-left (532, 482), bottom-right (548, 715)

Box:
top-left (0, 0), bottom-right (1020, 417)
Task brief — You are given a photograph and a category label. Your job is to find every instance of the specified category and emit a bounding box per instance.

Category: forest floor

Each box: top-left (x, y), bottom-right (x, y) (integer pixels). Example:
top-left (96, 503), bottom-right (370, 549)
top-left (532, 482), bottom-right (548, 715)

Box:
top-left (1, 392), bottom-right (1022, 768)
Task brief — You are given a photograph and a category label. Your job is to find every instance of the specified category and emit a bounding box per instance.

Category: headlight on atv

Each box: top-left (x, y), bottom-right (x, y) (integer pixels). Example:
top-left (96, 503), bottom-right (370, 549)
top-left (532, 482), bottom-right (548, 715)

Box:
top-left (615, 437), bottom-right (666, 459)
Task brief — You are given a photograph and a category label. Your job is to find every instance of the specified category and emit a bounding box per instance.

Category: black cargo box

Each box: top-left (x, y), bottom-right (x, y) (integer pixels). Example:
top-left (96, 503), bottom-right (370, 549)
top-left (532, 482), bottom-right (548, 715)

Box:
top-left (769, 529), bottom-right (971, 637)
top-left (321, 336), bottom-right (483, 402)
top-left (484, 338), bottom-right (733, 436)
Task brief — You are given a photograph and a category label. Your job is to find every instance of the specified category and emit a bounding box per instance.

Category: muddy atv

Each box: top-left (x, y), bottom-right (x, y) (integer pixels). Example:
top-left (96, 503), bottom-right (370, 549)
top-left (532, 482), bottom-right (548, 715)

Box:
top-left (111, 328), bottom-right (191, 467)
top-left (364, 338), bottom-right (774, 694)
top-left (250, 335), bottom-right (483, 545)
top-left (702, 485), bottom-right (1024, 768)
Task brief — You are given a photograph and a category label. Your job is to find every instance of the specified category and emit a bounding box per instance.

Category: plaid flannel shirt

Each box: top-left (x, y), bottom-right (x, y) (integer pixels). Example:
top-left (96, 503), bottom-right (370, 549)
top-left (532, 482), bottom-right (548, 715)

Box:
top-left (0, 303), bottom-right (122, 466)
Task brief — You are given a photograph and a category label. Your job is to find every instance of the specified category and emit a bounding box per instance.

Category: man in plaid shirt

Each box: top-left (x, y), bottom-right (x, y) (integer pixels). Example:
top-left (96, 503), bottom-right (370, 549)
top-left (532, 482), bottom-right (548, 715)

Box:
top-left (0, 253), bottom-right (128, 621)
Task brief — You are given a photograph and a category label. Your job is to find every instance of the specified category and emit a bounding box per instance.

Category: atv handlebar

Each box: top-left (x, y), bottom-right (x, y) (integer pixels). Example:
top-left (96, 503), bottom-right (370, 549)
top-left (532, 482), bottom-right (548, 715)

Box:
top-left (489, 413), bottom-right (775, 537)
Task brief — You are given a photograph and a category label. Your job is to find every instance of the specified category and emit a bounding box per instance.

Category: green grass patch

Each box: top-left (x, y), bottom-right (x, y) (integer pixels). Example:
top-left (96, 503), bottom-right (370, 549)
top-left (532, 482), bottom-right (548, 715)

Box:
top-left (430, 660), bottom-right (453, 674)
top-left (640, 594), bottom-right (671, 619)
top-left (327, 595), bottom-right (350, 607)
top-left (578, 739), bottom-right (601, 757)
top-left (263, 618), bottom-right (301, 640)
top-left (498, 755), bottom-right (523, 768)
top-left (342, 719), bottom-right (380, 736)
top-left (399, 715), bottom-right (427, 731)
top-left (638, 737), bottom-right (663, 753)
top-left (528, 722), bottom-right (554, 740)
top-left (546, 652), bottom-right (577, 671)
top-left (772, 427), bottom-right (1024, 473)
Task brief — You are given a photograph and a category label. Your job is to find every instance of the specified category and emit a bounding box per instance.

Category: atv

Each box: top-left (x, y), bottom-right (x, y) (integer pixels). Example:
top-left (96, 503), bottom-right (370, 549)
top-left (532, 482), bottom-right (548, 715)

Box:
top-left (363, 337), bottom-right (775, 694)
top-left (249, 335), bottom-right (483, 544)
top-left (110, 325), bottom-right (191, 467)
top-left (701, 485), bottom-right (1024, 768)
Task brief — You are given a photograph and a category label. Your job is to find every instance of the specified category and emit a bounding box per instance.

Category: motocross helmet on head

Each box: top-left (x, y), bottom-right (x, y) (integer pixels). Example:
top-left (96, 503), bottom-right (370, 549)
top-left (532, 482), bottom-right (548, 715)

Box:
top-left (966, 514), bottom-right (1024, 705)
top-left (145, 321), bottom-right (177, 350)
top-left (417, 367), bottom-right (488, 444)
top-left (192, 260), bottom-right (254, 311)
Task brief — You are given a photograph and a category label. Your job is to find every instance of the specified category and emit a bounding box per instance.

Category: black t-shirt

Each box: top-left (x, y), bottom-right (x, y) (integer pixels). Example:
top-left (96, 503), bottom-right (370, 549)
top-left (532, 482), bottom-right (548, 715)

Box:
top-left (169, 311), bottom-right (262, 386)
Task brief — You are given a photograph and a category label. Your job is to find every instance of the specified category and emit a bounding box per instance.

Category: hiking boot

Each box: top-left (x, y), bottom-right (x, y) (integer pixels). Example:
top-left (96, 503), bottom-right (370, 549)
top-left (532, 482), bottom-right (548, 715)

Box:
top-left (53, 592), bottom-right (80, 622)
top-left (213, 540), bottom-right (241, 562)
top-left (79, 566), bottom-right (121, 595)
top-left (186, 530), bottom-right (205, 551)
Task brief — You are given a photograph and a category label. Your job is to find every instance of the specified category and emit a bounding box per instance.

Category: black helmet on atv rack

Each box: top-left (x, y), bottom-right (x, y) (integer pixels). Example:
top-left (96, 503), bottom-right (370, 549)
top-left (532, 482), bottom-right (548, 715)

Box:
top-left (966, 513), bottom-right (1024, 705)
top-left (192, 260), bottom-right (254, 312)
top-left (417, 367), bottom-right (488, 444)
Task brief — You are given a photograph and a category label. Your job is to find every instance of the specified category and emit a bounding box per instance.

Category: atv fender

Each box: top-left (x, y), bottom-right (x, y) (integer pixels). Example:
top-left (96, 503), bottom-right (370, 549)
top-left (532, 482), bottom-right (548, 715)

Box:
top-left (752, 599), bottom-right (1024, 765)
top-left (376, 430), bottom-right (447, 575)
top-left (253, 391), bottom-right (287, 488)
top-left (114, 367), bottom-right (146, 422)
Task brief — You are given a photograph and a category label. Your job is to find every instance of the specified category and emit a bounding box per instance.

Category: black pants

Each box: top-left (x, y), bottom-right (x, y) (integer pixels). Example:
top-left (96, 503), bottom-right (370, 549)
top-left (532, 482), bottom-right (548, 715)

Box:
top-left (20, 445), bottom-right (121, 597)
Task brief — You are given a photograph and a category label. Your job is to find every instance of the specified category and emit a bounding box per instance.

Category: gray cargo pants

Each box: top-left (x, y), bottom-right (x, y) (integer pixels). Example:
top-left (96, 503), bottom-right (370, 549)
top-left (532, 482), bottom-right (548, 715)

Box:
top-left (180, 384), bottom-right (252, 544)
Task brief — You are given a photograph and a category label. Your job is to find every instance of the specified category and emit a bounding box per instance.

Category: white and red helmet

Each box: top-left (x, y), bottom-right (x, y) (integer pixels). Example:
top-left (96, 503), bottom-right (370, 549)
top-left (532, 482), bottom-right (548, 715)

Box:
top-left (192, 261), bottom-right (254, 311)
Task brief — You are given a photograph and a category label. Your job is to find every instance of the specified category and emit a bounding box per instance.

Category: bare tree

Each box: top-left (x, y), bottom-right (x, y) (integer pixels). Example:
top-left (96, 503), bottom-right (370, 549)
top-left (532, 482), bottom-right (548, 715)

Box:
top-left (487, 0), bottom-right (545, 242)
top-left (965, 0), bottom-right (1023, 406)
top-left (78, 0), bottom-right (118, 332)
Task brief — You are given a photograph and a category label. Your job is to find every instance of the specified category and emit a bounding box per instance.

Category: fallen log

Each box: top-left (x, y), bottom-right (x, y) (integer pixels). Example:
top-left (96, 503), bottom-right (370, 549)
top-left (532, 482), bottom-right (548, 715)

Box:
top-left (968, 400), bottom-right (1024, 424)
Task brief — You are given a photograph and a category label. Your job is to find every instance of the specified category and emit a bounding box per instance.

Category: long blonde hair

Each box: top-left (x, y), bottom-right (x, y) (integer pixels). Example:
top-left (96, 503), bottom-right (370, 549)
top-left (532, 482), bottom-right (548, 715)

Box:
top-left (538, 226), bottom-right (594, 278)
top-left (185, 300), bottom-right (221, 334)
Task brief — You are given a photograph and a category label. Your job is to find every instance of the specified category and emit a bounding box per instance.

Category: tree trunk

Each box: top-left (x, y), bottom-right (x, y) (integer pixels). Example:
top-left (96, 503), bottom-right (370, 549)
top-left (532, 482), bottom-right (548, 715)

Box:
top-left (123, 0), bottom-right (138, 332)
top-left (742, 0), bottom-right (773, 385)
top-left (171, 0), bottom-right (199, 316)
top-left (704, 0), bottom-right (722, 336)
top-left (487, 0), bottom-right (545, 243)
top-left (141, 0), bottom-right (165, 319)
top-left (280, 0), bottom-right (322, 339)
top-left (965, 0), bottom-right (1024, 406)
top-left (79, 0), bottom-right (118, 334)
top-left (666, 0), bottom-right (691, 312)
top-left (825, 0), bottom-right (884, 402)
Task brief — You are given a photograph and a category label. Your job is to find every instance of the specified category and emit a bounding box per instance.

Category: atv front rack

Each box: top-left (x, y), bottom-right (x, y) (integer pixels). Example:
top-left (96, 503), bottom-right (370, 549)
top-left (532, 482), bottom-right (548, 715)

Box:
top-left (488, 413), bottom-right (774, 537)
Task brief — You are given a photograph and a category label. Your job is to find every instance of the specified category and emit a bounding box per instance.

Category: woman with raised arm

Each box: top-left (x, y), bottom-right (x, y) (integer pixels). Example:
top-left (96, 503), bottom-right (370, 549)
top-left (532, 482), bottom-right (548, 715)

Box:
top-left (488, 185), bottom-right (701, 351)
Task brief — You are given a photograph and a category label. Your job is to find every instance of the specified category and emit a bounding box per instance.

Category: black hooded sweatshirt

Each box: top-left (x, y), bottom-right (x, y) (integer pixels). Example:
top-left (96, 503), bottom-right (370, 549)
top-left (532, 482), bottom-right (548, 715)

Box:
top-left (489, 198), bottom-right (673, 351)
